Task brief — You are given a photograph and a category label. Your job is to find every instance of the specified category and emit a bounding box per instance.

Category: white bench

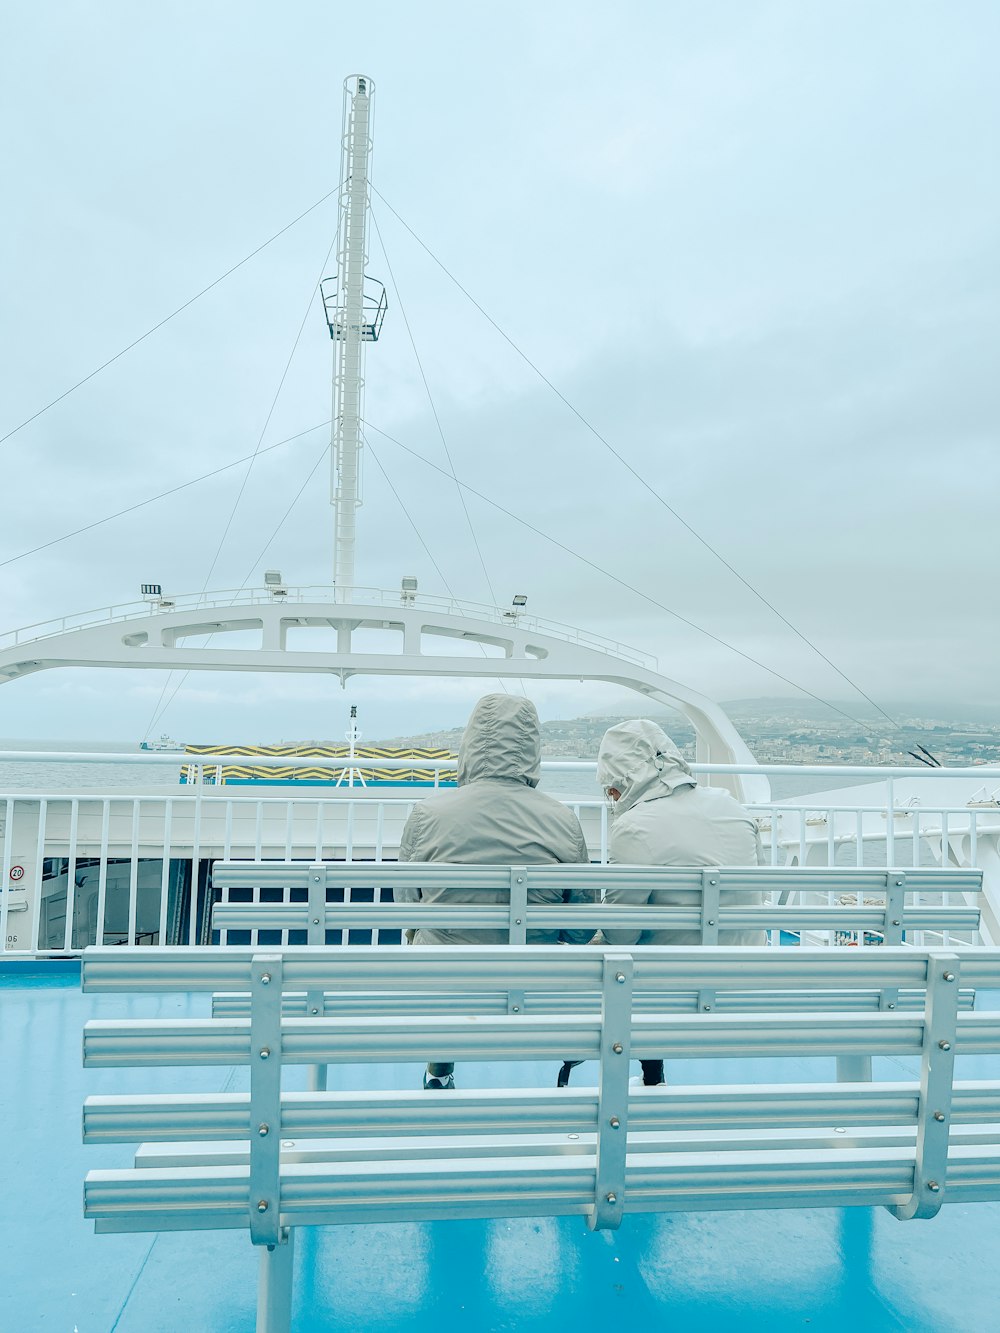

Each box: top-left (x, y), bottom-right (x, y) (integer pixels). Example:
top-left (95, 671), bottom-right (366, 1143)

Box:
top-left (209, 862), bottom-right (982, 1087)
top-left (82, 941), bottom-right (1000, 1333)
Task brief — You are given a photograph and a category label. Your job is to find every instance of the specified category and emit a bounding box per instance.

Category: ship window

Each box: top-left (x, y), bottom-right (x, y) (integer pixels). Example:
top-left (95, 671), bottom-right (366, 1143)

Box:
top-left (283, 625), bottom-right (341, 651)
top-left (351, 625), bottom-right (405, 653)
top-left (171, 622), bottom-right (263, 649)
top-left (420, 629), bottom-right (507, 658)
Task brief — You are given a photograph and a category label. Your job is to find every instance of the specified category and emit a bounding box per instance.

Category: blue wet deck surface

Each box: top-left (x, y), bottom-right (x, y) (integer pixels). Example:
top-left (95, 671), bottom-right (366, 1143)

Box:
top-left (4, 964), bottom-right (1000, 1333)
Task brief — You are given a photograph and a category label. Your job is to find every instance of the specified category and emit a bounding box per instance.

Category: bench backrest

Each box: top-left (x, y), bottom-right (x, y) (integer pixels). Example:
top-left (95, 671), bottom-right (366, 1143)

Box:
top-left (209, 862), bottom-right (983, 946)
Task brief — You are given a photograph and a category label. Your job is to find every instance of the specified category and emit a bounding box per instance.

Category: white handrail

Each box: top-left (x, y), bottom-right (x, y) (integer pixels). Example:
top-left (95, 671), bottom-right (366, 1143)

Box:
top-left (0, 585), bottom-right (658, 669)
top-left (1, 749), bottom-right (1000, 781)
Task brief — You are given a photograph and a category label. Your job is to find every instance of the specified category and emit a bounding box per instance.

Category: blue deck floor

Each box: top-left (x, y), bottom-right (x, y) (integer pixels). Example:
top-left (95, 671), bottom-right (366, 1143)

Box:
top-left (4, 965), bottom-right (1000, 1333)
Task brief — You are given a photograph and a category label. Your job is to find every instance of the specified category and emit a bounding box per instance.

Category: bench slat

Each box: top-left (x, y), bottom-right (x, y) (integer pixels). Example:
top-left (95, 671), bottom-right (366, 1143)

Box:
top-left (210, 862), bottom-right (984, 895)
top-left (84, 945), bottom-right (986, 992)
top-left (134, 1121), bottom-right (1000, 1172)
top-left (210, 902), bottom-right (981, 933)
top-left (208, 986), bottom-right (976, 1019)
top-left (84, 1143), bottom-right (1000, 1232)
top-left (90, 1010), bottom-right (998, 1067)
top-left (81, 1081), bottom-right (1000, 1144)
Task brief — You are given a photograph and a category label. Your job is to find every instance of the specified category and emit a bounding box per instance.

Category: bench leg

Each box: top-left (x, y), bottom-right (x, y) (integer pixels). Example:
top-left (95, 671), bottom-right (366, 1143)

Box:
top-left (257, 1226), bottom-right (295, 1333)
top-left (836, 1055), bottom-right (872, 1082)
top-left (307, 1064), bottom-right (327, 1092)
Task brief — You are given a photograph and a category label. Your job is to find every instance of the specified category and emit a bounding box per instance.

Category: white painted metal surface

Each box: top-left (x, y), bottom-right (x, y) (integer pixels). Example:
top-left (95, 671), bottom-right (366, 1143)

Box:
top-left (79, 943), bottom-right (1000, 1312)
top-left (331, 75), bottom-right (374, 590)
top-left (5, 754), bottom-right (1000, 957)
top-left (0, 594), bottom-right (764, 798)
top-left (209, 861), bottom-right (982, 945)
top-left (0, 586), bottom-right (658, 667)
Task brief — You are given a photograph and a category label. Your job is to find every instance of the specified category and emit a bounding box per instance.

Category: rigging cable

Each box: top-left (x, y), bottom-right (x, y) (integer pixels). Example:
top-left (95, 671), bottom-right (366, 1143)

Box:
top-left (369, 205), bottom-right (521, 695)
top-left (363, 417), bottom-right (895, 738)
top-left (0, 420), bottom-right (330, 572)
top-left (369, 202), bottom-right (501, 610)
top-left (1, 186), bottom-right (339, 449)
top-left (146, 220), bottom-right (341, 736)
top-left (362, 435), bottom-right (463, 599)
top-left (198, 225), bottom-right (341, 595)
top-left (370, 185), bottom-right (900, 732)
top-left (238, 441), bottom-right (331, 585)
top-left (146, 438), bottom-right (332, 734)
top-left (363, 432), bottom-right (519, 697)
top-left (148, 427), bottom-right (522, 734)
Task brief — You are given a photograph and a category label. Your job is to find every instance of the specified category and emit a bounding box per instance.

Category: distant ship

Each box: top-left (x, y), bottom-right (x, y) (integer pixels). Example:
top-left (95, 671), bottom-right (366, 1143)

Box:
top-left (175, 705), bottom-right (456, 786)
top-left (138, 733), bottom-right (185, 752)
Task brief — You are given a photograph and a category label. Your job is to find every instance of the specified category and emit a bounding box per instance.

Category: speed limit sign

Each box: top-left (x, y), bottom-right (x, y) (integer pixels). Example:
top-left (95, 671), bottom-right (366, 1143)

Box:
top-left (9, 865), bottom-right (24, 881)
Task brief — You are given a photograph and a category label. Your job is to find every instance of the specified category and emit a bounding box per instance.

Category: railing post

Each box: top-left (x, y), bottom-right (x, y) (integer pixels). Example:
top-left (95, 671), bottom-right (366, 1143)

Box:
top-left (883, 871), bottom-right (906, 946)
top-left (63, 798), bottom-right (80, 952)
top-left (1, 797), bottom-right (13, 950)
top-left (506, 866), bottom-right (529, 1015)
top-left (31, 800), bottom-right (47, 953)
top-left (880, 871), bottom-right (905, 1011)
top-left (886, 778), bottom-right (896, 867)
top-left (306, 865), bottom-right (328, 1091)
top-left (891, 952), bottom-right (960, 1221)
top-left (97, 800), bottom-right (111, 947)
top-left (508, 867), bottom-right (527, 945)
top-left (306, 864), bottom-right (327, 951)
top-left (699, 868), bottom-right (721, 946)
top-left (249, 953), bottom-right (283, 1247)
top-left (590, 952), bottom-right (633, 1231)
top-left (698, 868), bottom-right (720, 1012)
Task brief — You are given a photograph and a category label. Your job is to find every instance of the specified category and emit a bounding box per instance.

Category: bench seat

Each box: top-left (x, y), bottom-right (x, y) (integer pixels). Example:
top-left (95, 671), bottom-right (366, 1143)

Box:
top-left (81, 940), bottom-right (1000, 1332)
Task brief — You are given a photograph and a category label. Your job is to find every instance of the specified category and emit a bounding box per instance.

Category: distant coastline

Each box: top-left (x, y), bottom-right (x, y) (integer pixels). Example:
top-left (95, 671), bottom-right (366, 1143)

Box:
top-left (2, 697), bottom-right (998, 769)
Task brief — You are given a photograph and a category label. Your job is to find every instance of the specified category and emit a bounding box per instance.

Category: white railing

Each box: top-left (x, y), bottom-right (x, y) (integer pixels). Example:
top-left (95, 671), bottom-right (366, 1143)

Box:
top-left (3, 751), bottom-right (999, 780)
top-left (2, 753), bottom-right (999, 958)
top-left (0, 586), bottom-right (658, 670)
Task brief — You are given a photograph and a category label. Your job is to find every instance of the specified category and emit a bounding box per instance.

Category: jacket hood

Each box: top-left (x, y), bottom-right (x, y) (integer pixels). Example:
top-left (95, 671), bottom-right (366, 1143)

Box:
top-left (456, 694), bottom-right (542, 787)
top-left (596, 719), bottom-right (696, 814)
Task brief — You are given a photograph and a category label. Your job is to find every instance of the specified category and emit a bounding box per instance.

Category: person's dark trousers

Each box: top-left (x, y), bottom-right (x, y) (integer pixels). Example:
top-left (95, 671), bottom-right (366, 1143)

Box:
top-left (556, 1058), bottom-right (665, 1087)
top-left (427, 1062), bottom-right (454, 1078)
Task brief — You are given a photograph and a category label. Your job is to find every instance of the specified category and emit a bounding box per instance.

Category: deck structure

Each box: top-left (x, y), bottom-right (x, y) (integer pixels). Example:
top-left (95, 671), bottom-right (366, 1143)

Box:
top-left (6, 959), bottom-right (1000, 1332)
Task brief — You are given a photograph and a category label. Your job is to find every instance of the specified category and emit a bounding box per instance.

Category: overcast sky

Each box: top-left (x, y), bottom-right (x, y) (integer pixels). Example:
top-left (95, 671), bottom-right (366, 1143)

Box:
top-left (2, 2), bottom-right (998, 743)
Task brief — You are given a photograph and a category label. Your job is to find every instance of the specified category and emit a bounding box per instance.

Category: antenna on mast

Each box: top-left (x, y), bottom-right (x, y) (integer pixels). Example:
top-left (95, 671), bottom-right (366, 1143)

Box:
top-left (322, 74), bottom-right (387, 596)
top-left (335, 704), bottom-right (367, 788)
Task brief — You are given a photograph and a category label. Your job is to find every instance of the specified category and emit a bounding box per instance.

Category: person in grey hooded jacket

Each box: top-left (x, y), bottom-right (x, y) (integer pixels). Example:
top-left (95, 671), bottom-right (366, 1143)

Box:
top-left (397, 693), bottom-right (590, 1089)
top-left (558, 718), bottom-right (763, 1089)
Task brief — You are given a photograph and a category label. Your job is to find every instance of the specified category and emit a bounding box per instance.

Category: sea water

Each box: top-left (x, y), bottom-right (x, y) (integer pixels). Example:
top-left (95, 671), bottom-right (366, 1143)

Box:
top-left (0, 740), bottom-right (879, 803)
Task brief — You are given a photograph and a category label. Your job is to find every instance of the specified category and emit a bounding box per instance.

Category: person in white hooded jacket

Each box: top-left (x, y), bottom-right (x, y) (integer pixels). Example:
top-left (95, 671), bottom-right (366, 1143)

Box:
top-left (398, 692), bottom-right (591, 1089)
top-left (597, 719), bottom-right (764, 948)
top-left (558, 718), bottom-right (764, 1089)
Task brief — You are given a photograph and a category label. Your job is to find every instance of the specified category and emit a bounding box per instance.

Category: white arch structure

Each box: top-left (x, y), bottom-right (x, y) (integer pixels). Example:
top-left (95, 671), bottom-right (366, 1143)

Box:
top-left (0, 588), bottom-right (768, 801)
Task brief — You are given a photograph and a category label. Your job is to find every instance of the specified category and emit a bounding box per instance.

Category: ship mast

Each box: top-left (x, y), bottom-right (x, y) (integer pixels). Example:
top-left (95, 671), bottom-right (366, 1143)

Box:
top-left (324, 74), bottom-right (386, 594)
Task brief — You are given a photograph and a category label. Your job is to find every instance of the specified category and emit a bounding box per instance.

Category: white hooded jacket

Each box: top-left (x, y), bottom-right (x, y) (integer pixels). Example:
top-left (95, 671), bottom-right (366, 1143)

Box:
top-left (596, 719), bottom-right (764, 946)
top-left (398, 694), bottom-right (590, 944)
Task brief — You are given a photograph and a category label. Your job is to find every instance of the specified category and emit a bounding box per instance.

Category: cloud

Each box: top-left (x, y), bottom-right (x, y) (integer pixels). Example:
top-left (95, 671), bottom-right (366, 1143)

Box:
top-left (3, 1), bottom-right (999, 737)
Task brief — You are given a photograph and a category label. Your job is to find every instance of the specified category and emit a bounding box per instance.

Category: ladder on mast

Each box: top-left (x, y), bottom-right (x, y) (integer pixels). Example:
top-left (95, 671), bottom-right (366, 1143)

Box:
top-left (323, 74), bottom-right (386, 596)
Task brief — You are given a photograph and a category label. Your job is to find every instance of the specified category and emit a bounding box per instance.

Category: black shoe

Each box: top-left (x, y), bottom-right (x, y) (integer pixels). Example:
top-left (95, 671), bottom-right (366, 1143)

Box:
top-left (640, 1060), bottom-right (666, 1087)
top-left (557, 1060), bottom-right (583, 1088)
top-left (423, 1072), bottom-right (455, 1090)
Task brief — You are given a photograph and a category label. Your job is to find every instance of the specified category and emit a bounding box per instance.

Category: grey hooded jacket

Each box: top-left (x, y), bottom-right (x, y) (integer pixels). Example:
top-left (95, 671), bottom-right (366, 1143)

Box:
top-left (397, 694), bottom-right (590, 944)
top-left (596, 719), bottom-right (764, 946)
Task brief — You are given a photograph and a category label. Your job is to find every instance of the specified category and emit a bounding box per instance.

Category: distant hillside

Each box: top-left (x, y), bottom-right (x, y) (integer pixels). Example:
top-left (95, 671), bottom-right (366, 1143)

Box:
top-left (375, 714), bottom-right (697, 759)
top-left (373, 702), bottom-right (1000, 767)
